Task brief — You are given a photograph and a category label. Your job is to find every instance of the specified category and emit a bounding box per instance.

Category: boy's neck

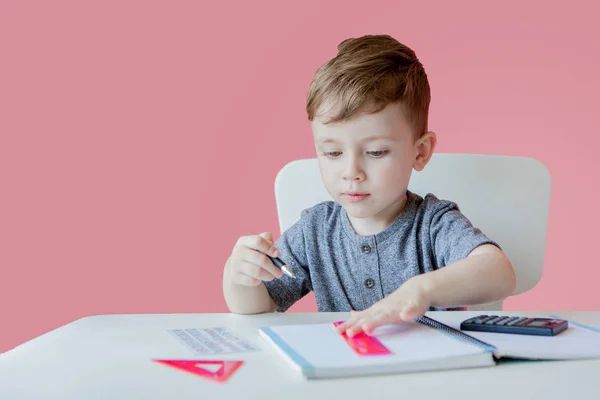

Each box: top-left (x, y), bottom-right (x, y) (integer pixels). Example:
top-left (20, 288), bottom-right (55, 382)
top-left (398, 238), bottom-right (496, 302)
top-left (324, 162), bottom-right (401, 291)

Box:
top-left (347, 193), bottom-right (408, 236)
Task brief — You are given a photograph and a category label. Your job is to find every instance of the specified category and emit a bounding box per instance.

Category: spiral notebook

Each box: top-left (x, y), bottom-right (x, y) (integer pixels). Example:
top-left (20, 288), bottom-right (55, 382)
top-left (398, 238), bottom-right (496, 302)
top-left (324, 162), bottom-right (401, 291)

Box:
top-left (258, 314), bottom-right (600, 379)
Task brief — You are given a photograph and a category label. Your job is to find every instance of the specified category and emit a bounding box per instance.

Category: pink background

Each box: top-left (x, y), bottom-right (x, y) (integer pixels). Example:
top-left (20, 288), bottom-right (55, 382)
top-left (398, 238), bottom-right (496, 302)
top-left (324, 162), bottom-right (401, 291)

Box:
top-left (1, 0), bottom-right (599, 353)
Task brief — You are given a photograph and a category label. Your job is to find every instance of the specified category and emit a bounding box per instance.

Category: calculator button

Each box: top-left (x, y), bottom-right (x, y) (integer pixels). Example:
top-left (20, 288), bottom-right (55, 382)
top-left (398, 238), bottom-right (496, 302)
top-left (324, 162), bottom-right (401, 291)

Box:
top-left (507, 318), bottom-right (525, 326)
top-left (480, 315), bottom-right (497, 324)
top-left (494, 316), bottom-right (509, 325)
top-left (485, 316), bottom-right (503, 325)
top-left (518, 318), bottom-right (535, 326)
top-left (498, 317), bottom-right (517, 326)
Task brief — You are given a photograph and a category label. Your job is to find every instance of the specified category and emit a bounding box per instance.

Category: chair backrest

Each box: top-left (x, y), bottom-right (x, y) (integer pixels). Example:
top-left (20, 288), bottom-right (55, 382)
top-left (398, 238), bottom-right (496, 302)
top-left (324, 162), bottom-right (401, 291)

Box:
top-left (274, 153), bottom-right (551, 311)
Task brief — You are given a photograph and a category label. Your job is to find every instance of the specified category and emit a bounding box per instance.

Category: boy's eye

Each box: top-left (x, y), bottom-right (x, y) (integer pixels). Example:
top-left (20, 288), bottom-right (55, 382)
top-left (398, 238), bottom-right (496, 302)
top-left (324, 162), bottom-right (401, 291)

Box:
top-left (367, 150), bottom-right (389, 158)
top-left (324, 151), bottom-right (342, 158)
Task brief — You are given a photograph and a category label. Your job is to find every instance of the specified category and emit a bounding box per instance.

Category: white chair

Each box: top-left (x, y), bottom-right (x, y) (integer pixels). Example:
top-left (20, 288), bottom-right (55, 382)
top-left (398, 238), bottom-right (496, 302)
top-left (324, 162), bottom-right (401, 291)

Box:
top-left (274, 153), bottom-right (551, 311)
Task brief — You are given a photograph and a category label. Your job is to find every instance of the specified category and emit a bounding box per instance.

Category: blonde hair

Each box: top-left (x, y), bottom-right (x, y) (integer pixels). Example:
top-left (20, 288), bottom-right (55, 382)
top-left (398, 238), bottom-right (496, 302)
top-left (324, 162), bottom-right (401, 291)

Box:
top-left (306, 34), bottom-right (430, 138)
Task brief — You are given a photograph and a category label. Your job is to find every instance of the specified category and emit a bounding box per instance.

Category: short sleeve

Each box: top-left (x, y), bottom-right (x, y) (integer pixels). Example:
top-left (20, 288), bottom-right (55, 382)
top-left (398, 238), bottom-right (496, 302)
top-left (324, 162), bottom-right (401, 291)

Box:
top-left (429, 199), bottom-right (500, 268)
top-left (263, 215), bottom-right (312, 312)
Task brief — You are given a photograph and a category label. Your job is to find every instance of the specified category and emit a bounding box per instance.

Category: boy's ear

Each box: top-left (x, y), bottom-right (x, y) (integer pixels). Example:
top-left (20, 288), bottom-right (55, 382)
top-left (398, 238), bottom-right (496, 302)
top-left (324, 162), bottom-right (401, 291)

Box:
top-left (413, 131), bottom-right (437, 171)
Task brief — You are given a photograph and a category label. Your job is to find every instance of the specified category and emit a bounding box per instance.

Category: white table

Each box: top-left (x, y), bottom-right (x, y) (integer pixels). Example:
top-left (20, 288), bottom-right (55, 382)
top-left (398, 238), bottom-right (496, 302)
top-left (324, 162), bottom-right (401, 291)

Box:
top-left (1, 311), bottom-right (599, 399)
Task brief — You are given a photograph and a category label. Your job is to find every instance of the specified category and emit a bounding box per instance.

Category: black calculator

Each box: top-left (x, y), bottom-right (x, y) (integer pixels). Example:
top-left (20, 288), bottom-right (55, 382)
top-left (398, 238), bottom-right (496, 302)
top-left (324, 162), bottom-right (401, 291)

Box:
top-left (460, 315), bottom-right (569, 336)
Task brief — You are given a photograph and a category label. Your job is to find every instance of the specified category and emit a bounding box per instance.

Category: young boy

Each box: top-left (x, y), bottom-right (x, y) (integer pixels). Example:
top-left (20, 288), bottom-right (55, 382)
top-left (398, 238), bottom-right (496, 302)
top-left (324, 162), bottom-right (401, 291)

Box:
top-left (222, 34), bottom-right (516, 337)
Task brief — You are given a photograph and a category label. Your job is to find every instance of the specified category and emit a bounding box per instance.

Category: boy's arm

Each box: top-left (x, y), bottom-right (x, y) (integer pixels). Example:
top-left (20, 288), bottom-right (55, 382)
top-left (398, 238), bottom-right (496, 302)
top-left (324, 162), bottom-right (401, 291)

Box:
top-left (222, 213), bottom-right (312, 315)
top-left (335, 243), bottom-right (515, 337)
top-left (222, 255), bottom-right (279, 314)
top-left (336, 200), bottom-right (516, 337)
top-left (412, 243), bottom-right (516, 308)
top-left (261, 225), bottom-right (312, 313)
top-left (422, 199), bottom-right (516, 307)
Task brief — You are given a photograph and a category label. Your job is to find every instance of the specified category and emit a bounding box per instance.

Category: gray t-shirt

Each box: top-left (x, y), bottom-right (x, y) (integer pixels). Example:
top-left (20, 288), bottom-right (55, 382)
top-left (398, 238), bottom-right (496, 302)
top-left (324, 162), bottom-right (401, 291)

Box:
top-left (264, 190), bottom-right (498, 313)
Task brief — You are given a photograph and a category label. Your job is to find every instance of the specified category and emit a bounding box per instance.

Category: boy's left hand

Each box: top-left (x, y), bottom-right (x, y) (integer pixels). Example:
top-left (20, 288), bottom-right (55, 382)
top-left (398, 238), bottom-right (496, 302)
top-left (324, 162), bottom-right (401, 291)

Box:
top-left (335, 277), bottom-right (431, 337)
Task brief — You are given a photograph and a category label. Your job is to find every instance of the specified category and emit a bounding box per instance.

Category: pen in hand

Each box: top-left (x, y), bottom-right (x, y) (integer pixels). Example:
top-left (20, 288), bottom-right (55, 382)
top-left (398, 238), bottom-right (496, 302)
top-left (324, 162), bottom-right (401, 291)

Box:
top-left (267, 255), bottom-right (296, 279)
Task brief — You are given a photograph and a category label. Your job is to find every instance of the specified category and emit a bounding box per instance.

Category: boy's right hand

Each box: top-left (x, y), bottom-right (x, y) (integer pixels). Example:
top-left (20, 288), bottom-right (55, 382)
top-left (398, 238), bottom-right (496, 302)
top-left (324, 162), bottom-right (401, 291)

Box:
top-left (226, 232), bottom-right (284, 287)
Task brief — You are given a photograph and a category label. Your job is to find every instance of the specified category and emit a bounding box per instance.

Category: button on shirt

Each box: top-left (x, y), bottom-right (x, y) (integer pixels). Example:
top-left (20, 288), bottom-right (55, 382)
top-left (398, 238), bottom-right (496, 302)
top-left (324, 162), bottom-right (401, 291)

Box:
top-left (264, 191), bottom-right (499, 312)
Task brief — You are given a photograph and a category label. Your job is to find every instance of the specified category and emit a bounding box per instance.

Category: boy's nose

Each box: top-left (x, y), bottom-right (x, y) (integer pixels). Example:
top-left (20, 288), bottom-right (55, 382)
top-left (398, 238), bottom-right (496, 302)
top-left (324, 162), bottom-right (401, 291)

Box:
top-left (344, 174), bottom-right (365, 183)
top-left (342, 160), bottom-right (365, 181)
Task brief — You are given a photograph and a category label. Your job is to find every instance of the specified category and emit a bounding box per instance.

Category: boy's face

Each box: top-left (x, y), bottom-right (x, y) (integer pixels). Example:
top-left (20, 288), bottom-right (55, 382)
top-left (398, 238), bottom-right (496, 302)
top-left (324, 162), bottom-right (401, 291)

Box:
top-left (312, 102), bottom-right (433, 222)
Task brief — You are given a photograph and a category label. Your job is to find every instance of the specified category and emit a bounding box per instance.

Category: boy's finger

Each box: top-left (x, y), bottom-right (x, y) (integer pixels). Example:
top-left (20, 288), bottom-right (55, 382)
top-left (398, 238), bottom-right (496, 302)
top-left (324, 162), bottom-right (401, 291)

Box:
top-left (335, 321), bottom-right (351, 333)
top-left (242, 262), bottom-right (277, 281)
top-left (243, 250), bottom-right (283, 279)
top-left (339, 316), bottom-right (366, 337)
top-left (258, 232), bottom-right (279, 257)
top-left (259, 232), bottom-right (274, 243)
top-left (239, 235), bottom-right (277, 257)
top-left (345, 319), bottom-right (367, 337)
top-left (362, 312), bottom-right (401, 335)
top-left (399, 304), bottom-right (422, 321)
top-left (335, 313), bottom-right (361, 333)
top-left (336, 320), bottom-right (355, 334)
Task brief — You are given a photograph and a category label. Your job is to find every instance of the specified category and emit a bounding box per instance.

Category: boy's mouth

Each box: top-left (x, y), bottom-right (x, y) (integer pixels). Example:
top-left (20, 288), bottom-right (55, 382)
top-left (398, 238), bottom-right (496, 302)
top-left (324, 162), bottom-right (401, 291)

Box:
top-left (343, 192), bottom-right (370, 203)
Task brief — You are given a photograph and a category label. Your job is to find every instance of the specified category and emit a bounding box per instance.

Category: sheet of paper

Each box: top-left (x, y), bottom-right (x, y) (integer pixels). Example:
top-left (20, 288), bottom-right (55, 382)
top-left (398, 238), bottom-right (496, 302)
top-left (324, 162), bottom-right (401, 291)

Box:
top-left (431, 313), bottom-right (600, 360)
top-left (168, 327), bottom-right (259, 355)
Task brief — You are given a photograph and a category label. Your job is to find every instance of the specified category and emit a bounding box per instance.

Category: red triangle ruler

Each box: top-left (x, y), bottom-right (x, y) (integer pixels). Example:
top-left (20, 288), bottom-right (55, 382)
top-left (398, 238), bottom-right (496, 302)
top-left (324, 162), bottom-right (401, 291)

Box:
top-left (153, 359), bottom-right (244, 383)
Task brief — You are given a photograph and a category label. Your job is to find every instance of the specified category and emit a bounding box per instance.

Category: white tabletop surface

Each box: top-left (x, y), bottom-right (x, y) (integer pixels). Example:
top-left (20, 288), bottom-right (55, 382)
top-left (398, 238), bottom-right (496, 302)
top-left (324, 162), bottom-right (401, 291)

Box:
top-left (1, 310), bottom-right (599, 399)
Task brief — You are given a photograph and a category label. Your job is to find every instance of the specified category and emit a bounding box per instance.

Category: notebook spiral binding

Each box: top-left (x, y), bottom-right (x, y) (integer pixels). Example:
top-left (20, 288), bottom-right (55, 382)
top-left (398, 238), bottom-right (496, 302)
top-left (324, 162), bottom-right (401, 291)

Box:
top-left (417, 316), bottom-right (498, 354)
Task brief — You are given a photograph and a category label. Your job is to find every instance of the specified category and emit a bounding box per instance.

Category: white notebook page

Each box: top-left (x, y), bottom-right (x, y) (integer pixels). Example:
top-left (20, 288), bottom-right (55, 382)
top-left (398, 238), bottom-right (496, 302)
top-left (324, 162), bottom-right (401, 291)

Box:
top-left (432, 314), bottom-right (600, 360)
top-left (264, 320), bottom-right (488, 369)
